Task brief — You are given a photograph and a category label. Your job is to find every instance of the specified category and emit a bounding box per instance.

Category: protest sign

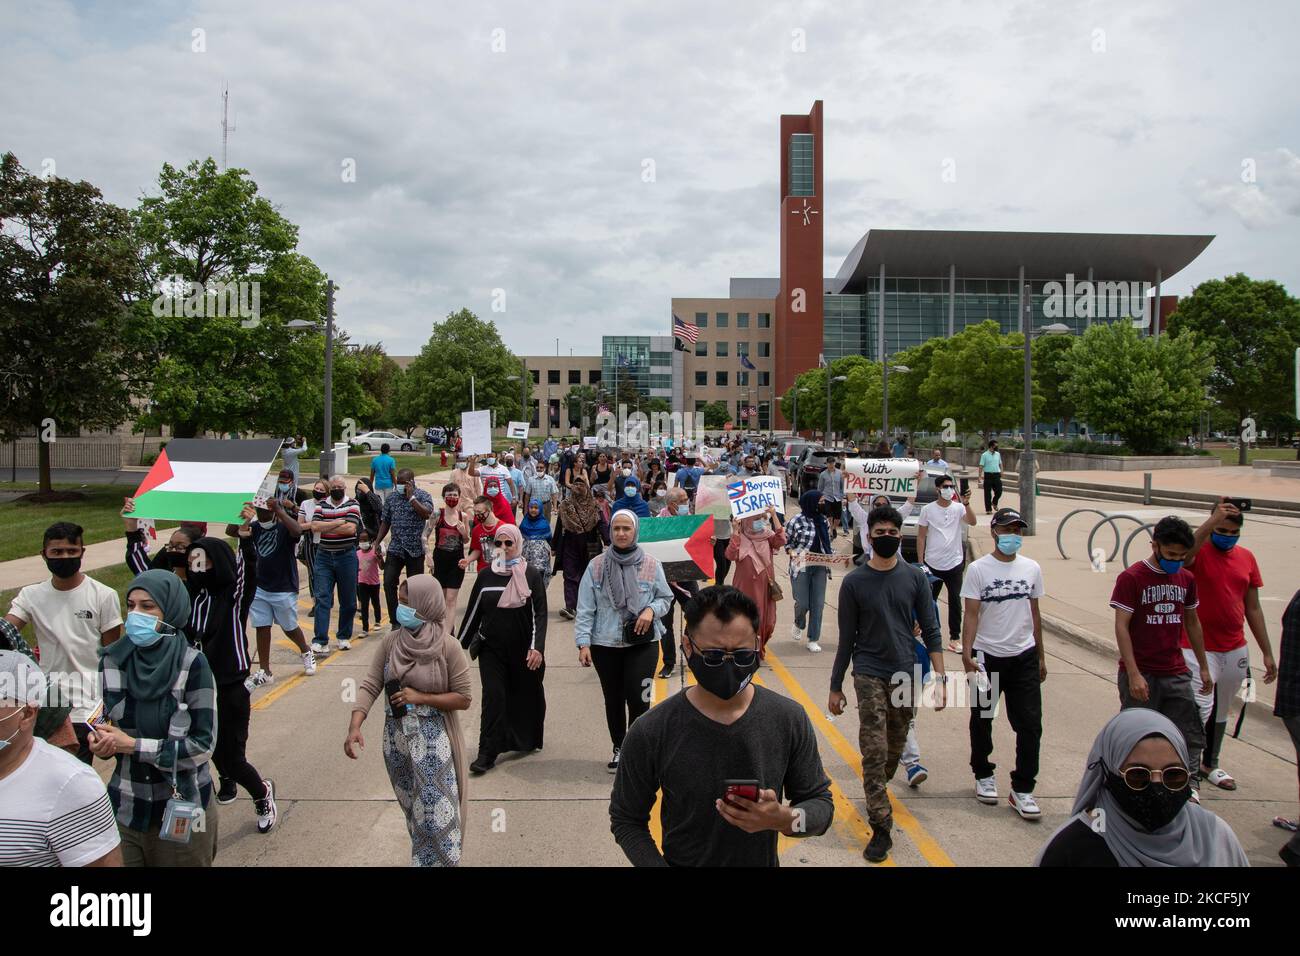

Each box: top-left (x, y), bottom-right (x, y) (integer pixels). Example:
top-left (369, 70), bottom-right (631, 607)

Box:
top-left (460, 410), bottom-right (492, 456)
top-left (694, 475), bottom-right (733, 520)
top-left (582, 435), bottom-right (598, 449)
top-left (506, 421), bottom-right (529, 441)
top-left (726, 475), bottom-right (786, 518)
top-left (791, 551), bottom-right (853, 575)
top-left (843, 458), bottom-right (923, 497)
top-left (637, 514), bottom-right (714, 582)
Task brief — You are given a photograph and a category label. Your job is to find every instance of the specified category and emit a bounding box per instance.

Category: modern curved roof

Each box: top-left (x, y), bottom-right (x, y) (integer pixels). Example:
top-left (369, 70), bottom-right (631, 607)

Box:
top-left (833, 229), bottom-right (1214, 293)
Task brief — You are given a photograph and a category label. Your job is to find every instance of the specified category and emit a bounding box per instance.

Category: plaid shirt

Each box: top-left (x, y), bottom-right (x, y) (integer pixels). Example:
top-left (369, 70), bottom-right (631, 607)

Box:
top-left (1276, 589), bottom-right (1300, 719)
top-left (527, 474), bottom-right (558, 503)
top-left (99, 644), bottom-right (216, 830)
top-left (784, 514), bottom-right (817, 553)
top-left (381, 488), bottom-right (434, 557)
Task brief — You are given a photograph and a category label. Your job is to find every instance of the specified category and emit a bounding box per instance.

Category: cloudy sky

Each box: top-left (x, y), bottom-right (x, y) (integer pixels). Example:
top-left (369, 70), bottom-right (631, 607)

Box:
top-left (3, 0), bottom-right (1297, 357)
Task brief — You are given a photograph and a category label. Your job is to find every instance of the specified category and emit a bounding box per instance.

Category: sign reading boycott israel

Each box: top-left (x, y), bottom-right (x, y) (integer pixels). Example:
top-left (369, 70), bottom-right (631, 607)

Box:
top-left (726, 476), bottom-right (785, 518)
top-left (129, 439), bottom-right (284, 524)
top-left (842, 458), bottom-right (923, 497)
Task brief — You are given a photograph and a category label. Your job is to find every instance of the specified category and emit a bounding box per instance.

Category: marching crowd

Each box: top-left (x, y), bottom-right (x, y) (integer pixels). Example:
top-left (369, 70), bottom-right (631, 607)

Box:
top-left (2, 432), bottom-right (1298, 870)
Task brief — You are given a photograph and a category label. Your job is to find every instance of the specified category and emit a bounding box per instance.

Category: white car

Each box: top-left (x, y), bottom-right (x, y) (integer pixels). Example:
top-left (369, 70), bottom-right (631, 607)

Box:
top-left (350, 431), bottom-right (416, 452)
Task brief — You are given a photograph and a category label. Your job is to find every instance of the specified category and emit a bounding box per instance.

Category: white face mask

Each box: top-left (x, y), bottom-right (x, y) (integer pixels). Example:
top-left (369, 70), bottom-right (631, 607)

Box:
top-left (0, 708), bottom-right (26, 752)
top-left (940, 487), bottom-right (956, 501)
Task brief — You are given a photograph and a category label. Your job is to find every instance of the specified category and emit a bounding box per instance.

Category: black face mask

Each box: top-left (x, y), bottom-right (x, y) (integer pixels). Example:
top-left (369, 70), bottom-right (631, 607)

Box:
top-left (1103, 770), bottom-right (1191, 832)
top-left (167, 551), bottom-right (188, 569)
top-left (45, 555), bottom-right (82, 579)
top-left (188, 570), bottom-right (212, 592)
top-left (313, 491), bottom-right (327, 501)
top-left (686, 646), bottom-right (758, 700)
top-left (871, 535), bottom-right (901, 558)
top-left (329, 489), bottom-right (345, 502)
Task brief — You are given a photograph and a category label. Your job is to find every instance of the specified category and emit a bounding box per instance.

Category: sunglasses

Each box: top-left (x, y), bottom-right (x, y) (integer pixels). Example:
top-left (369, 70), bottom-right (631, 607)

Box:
top-left (692, 647), bottom-right (759, 668)
top-left (1118, 764), bottom-right (1190, 792)
top-left (492, 538), bottom-right (512, 547)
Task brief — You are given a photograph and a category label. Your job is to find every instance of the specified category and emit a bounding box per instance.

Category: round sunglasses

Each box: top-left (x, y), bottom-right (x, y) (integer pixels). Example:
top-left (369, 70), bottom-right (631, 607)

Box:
top-left (1117, 764), bottom-right (1190, 792)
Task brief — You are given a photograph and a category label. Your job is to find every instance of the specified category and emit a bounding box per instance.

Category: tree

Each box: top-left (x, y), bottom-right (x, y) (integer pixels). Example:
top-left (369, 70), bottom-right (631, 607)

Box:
top-left (1033, 334), bottom-right (1078, 436)
top-left (887, 338), bottom-right (945, 434)
top-left (1062, 322), bottom-right (1213, 454)
top-left (565, 384), bottom-right (601, 432)
top-left (701, 401), bottom-right (732, 429)
top-left (780, 368), bottom-right (825, 434)
top-left (391, 309), bottom-right (523, 430)
top-left (843, 360), bottom-right (883, 434)
top-left (0, 153), bottom-right (143, 495)
top-left (922, 321), bottom-right (1034, 439)
top-left (1166, 274), bottom-right (1300, 463)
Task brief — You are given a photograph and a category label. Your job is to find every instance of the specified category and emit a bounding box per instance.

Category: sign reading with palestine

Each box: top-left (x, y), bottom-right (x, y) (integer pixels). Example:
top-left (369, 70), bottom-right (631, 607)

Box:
top-left (129, 439), bottom-right (284, 524)
top-left (842, 458), bottom-right (923, 497)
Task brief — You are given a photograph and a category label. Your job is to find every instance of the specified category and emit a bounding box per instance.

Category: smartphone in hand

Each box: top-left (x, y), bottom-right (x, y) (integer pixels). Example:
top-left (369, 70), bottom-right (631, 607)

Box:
top-left (723, 779), bottom-right (760, 805)
top-left (1226, 497), bottom-right (1252, 512)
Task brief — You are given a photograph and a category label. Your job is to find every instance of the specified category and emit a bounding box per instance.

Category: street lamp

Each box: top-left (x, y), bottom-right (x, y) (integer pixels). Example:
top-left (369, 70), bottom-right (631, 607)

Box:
top-left (286, 277), bottom-right (336, 479)
top-left (792, 387), bottom-right (809, 435)
top-left (1015, 306), bottom-right (1071, 536)
top-left (826, 375), bottom-right (847, 444)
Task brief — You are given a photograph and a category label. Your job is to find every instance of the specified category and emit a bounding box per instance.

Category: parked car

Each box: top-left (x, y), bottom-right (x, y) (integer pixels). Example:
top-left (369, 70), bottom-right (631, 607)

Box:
top-left (792, 448), bottom-right (845, 495)
top-left (350, 430), bottom-right (416, 452)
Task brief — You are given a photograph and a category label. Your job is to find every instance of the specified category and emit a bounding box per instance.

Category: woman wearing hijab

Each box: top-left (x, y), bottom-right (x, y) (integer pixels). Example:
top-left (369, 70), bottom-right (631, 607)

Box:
top-left (574, 512), bottom-right (673, 771)
top-left (612, 475), bottom-right (651, 518)
top-left (346, 574), bottom-right (472, 866)
top-left (592, 483), bottom-right (613, 526)
top-left (354, 477), bottom-right (384, 540)
top-left (785, 490), bottom-right (833, 653)
top-left (481, 474), bottom-right (517, 525)
top-left (726, 505), bottom-right (786, 658)
top-left (554, 477), bottom-right (608, 620)
top-left (183, 525), bottom-right (278, 833)
top-left (519, 499), bottom-right (554, 580)
top-left (457, 524), bottom-right (547, 773)
top-left (88, 570), bottom-right (219, 866)
top-left (1036, 709), bottom-right (1248, 867)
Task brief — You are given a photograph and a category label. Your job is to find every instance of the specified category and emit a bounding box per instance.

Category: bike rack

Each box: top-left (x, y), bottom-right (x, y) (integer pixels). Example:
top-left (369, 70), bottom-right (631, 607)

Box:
top-left (1055, 508), bottom-right (1110, 561)
top-left (1122, 522), bottom-right (1156, 568)
top-left (1087, 513), bottom-right (1149, 566)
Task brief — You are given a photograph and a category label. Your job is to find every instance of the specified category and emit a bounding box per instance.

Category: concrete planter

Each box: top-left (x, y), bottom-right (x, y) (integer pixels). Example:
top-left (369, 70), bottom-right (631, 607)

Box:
top-left (953, 447), bottom-right (1218, 472)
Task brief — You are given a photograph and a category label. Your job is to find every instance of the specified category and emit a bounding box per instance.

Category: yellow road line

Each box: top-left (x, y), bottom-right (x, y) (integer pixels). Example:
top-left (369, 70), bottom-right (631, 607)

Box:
top-left (764, 649), bottom-right (954, 867)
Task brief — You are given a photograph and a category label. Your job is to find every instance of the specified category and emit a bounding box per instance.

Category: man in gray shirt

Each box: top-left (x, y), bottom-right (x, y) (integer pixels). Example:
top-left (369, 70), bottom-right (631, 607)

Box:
top-left (610, 586), bottom-right (833, 866)
top-left (817, 457), bottom-right (845, 540)
top-left (830, 505), bottom-right (946, 863)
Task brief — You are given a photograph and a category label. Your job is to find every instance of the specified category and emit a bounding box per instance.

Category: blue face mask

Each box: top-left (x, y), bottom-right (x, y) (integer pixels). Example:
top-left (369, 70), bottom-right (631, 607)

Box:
top-left (276, 482), bottom-right (292, 493)
top-left (1157, 556), bottom-right (1184, 575)
top-left (676, 505), bottom-right (690, 516)
top-left (996, 533), bottom-right (1023, 555)
top-left (752, 520), bottom-right (769, 533)
top-left (624, 486), bottom-right (637, 497)
top-left (125, 610), bottom-right (168, 647)
top-left (1210, 532), bottom-right (1238, 551)
top-left (395, 604), bottom-right (422, 631)
top-left (486, 487), bottom-right (499, 497)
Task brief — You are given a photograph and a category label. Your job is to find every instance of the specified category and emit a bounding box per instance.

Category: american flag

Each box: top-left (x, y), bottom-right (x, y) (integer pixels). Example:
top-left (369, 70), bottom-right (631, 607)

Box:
top-left (672, 314), bottom-right (700, 343)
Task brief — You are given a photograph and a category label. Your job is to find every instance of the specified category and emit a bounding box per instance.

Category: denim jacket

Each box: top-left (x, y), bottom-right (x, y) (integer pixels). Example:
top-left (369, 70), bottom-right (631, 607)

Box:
top-left (574, 552), bottom-right (673, 648)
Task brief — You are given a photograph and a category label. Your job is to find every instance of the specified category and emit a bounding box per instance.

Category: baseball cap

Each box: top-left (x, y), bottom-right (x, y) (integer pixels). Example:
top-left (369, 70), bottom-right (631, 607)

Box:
top-left (991, 507), bottom-right (1027, 528)
top-left (0, 649), bottom-right (45, 706)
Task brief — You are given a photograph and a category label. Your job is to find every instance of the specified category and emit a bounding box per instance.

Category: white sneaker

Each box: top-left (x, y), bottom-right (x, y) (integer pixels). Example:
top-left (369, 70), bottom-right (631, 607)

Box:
top-left (1009, 791), bottom-right (1041, 819)
top-left (791, 624), bottom-right (805, 642)
top-left (302, 650), bottom-right (317, 676)
top-left (337, 639), bottom-right (351, 651)
top-left (311, 640), bottom-right (330, 655)
top-left (244, 669), bottom-right (274, 691)
top-left (975, 776), bottom-right (999, 805)
top-left (806, 642), bottom-right (822, 653)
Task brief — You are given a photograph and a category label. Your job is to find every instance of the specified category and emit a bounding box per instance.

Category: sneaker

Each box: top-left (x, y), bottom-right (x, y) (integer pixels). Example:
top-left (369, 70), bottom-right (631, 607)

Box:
top-left (1009, 791), bottom-right (1041, 819)
top-left (302, 650), bottom-right (317, 676)
top-left (863, 827), bottom-right (892, 863)
top-left (312, 640), bottom-right (329, 655)
top-left (791, 623), bottom-right (805, 643)
top-left (244, 669), bottom-right (274, 691)
top-left (975, 776), bottom-right (999, 804)
top-left (216, 778), bottom-right (238, 805)
top-left (906, 764), bottom-right (928, 788)
top-left (806, 642), bottom-right (822, 653)
top-left (558, 608), bottom-right (575, 620)
top-left (337, 639), bottom-right (351, 651)
top-left (607, 748), bottom-right (621, 773)
top-left (255, 779), bottom-right (278, 834)
top-left (946, 641), bottom-right (962, 654)
top-left (657, 665), bottom-right (674, 679)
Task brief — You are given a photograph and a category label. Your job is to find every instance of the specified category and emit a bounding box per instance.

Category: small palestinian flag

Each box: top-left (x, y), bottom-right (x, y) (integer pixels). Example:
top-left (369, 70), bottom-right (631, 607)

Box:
top-left (130, 439), bottom-right (284, 524)
top-left (637, 514), bottom-right (715, 582)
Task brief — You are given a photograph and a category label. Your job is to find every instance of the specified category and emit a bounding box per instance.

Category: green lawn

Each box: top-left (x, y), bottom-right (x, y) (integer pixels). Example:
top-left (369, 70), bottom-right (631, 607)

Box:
top-left (1208, 447), bottom-right (1299, 466)
top-left (0, 488), bottom-right (178, 563)
top-left (1, 563), bottom-right (136, 619)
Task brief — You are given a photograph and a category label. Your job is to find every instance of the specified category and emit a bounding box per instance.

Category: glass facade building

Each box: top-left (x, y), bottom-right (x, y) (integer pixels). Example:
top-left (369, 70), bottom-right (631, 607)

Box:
top-left (602, 335), bottom-right (674, 400)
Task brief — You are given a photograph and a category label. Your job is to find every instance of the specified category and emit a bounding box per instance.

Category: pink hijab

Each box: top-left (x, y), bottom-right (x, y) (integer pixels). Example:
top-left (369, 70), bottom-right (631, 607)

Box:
top-left (490, 523), bottom-right (530, 609)
top-left (734, 514), bottom-right (776, 573)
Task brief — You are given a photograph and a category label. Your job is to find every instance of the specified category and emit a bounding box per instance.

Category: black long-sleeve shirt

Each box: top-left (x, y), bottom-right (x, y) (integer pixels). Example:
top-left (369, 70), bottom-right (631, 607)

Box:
top-left (610, 685), bottom-right (833, 867)
top-left (831, 560), bottom-right (941, 692)
top-left (457, 565), bottom-right (548, 653)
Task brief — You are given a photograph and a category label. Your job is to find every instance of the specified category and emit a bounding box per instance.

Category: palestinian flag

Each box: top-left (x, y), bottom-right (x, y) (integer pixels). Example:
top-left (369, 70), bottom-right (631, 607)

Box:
top-left (130, 439), bottom-right (284, 524)
top-left (637, 514), bottom-right (714, 582)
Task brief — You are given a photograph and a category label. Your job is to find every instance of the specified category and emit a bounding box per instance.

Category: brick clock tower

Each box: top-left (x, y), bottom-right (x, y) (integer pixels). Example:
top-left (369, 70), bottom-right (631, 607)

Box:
top-left (775, 100), bottom-right (824, 430)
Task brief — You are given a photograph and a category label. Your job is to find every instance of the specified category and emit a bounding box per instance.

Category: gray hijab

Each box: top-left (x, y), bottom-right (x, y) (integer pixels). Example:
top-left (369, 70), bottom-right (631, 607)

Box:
top-left (604, 512), bottom-right (646, 618)
top-left (1035, 709), bottom-right (1248, 867)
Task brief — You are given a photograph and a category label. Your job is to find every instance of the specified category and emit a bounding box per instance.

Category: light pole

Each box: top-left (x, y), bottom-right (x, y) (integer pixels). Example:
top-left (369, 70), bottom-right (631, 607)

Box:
top-left (826, 374), bottom-right (847, 444)
top-left (792, 387), bottom-right (809, 435)
top-left (1010, 295), bottom-right (1070, 535)
top-left (881, 360), bottom-right (910, 444)
top-left (286, 277), bottom-right (336, 479)
top-left (508, 362), bottom-right (529, 432)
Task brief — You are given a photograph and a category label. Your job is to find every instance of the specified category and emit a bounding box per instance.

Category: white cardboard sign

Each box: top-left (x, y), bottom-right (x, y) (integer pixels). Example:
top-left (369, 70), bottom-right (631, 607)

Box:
top-left (726, 475), bottom-right (786, 518)
top-left (843, 458), bottom-right (923, 497)
top-left (460, 410), bottom-right (492, 456)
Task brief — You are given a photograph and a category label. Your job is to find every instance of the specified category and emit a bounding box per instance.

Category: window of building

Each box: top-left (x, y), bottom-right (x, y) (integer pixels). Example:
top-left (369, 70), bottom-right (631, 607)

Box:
top-left (789, 133), bottom-right (815, 197)
top-left (589, 370), bottom-right (601, 384)
top-left (757, 342), bottom-right (770, 358)
top-left (737, 312), bottom-right (749, 328)
top-left (739, 371), bottom-right (749, 386)
top-left (694, 371), bottom-right (707, 386)
top-left (715, 342), bottom-right (728, 358)
top-left (568, 369), bottom-right (581, 384)
top-left (758, 312), bottom-right (771, 328)
top-left (737, 341), bottom-right (749, 355)
top-left (715, 312), bottom-right (729, 328)
top-left (695, 312), bottom-right (708, 328)
top-left (530, 369), bottom-right (540, 384)
top-left (716, 371), bottom-right (728, 387)
top-left (759, 372), bottom-right (770, 387)
top-left (695, 341), bottom-right (707, 356)
top-left (547, 369), bottom-right (560, 385)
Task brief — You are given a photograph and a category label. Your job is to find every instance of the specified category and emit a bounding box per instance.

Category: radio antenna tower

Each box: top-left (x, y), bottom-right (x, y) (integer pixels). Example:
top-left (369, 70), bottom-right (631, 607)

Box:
top-left (221, 83), bottom-right (236, 169)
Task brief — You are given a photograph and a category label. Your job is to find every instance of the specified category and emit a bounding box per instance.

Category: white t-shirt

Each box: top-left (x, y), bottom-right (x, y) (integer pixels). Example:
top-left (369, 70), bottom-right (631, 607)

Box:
top-left (959, 553), bottom-right (1044, 657)
top-left (918, 501), bottom-right (966, 571)
top-left (9, 577), bottom-right (122, 721)
top-left (0, 738), bottom-right (120, 866)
